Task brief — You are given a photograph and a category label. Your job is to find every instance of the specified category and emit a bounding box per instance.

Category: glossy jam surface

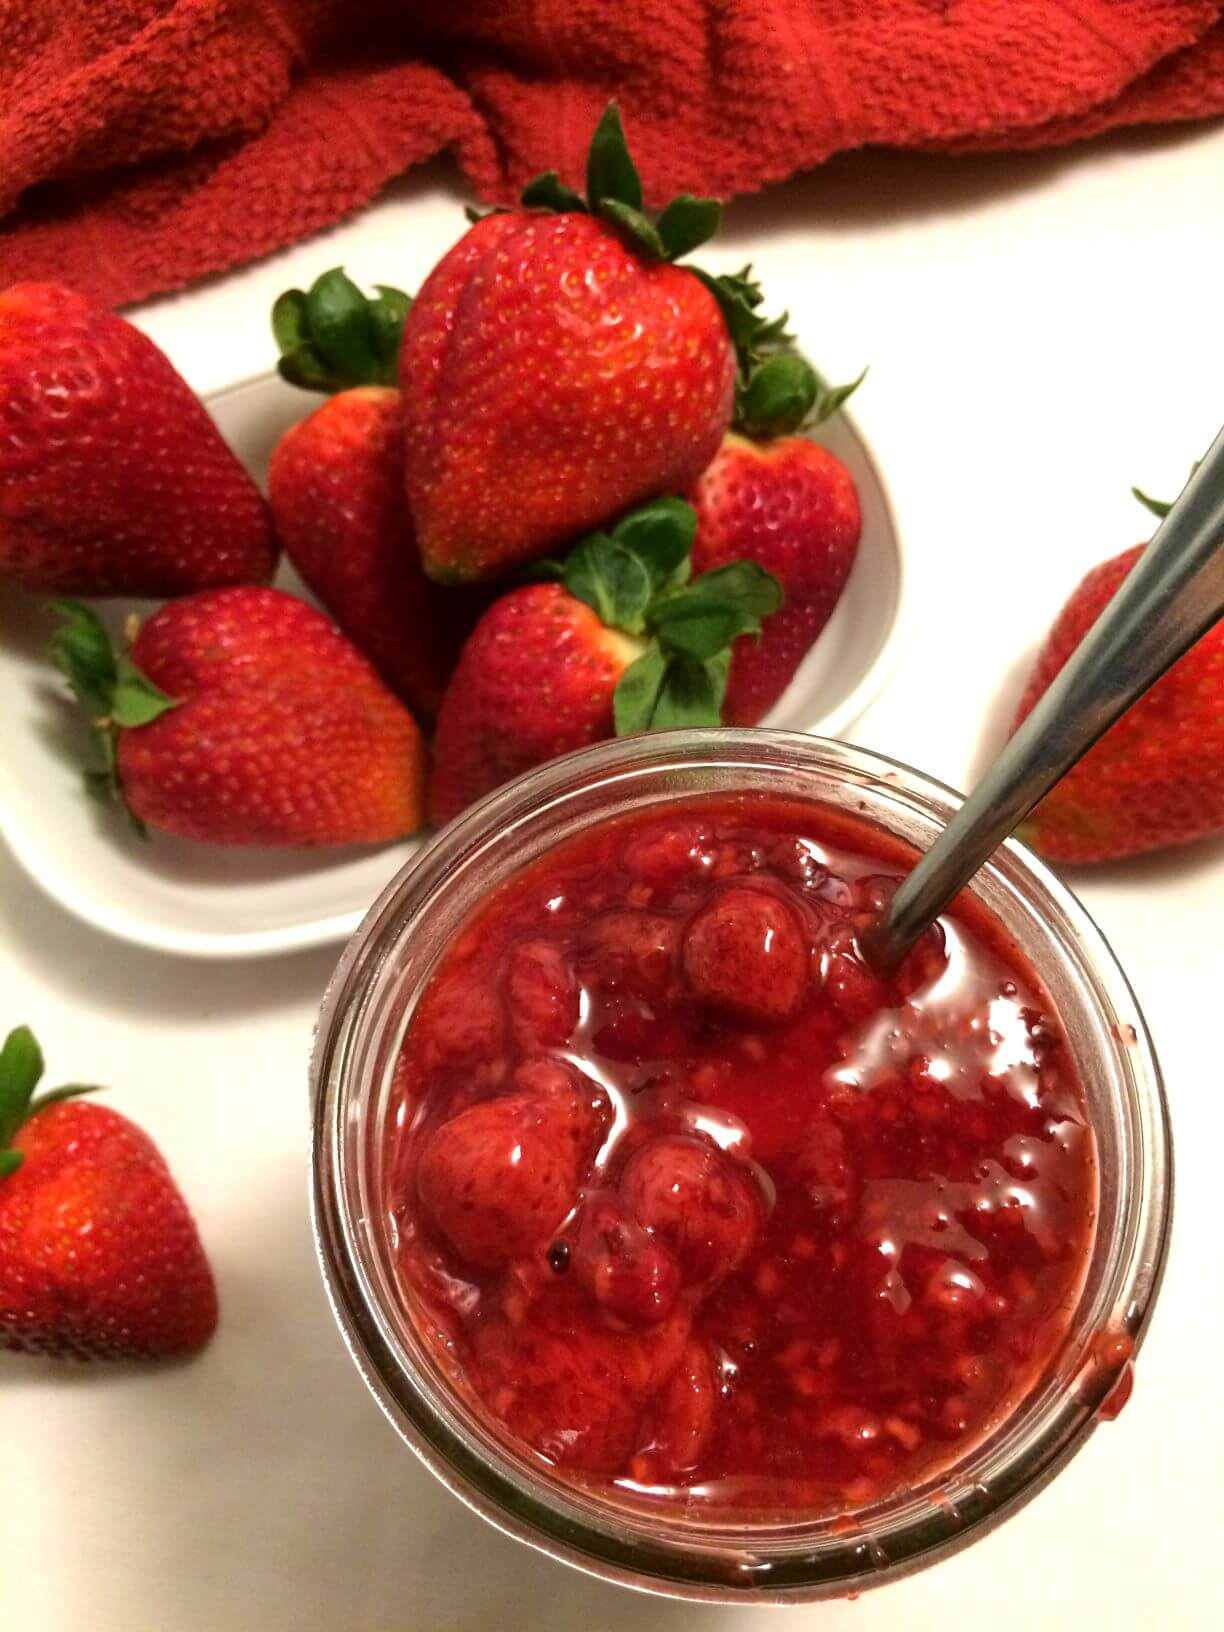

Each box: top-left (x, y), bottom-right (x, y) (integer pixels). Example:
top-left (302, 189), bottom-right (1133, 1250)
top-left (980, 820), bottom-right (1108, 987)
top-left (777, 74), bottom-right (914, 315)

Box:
top-left (385, 796), bottom-right (1096, 1512)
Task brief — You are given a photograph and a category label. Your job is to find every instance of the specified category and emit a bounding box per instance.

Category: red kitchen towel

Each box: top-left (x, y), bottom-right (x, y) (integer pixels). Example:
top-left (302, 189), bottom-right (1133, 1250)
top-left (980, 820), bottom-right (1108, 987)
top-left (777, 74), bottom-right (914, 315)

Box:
top-left (0, 1), bottom-right (1221, 308)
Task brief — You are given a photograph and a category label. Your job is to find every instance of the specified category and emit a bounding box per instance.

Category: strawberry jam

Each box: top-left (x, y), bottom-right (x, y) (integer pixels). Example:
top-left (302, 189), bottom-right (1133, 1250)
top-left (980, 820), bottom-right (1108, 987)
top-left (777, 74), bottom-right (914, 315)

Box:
top-left (384, 796), bottom-right (1096, 1512)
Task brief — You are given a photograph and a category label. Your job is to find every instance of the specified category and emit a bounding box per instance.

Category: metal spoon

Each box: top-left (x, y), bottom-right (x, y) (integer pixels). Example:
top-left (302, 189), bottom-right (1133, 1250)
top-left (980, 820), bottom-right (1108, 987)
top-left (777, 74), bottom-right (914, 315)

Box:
top-left (867, 425), bottom-right (1224, 971)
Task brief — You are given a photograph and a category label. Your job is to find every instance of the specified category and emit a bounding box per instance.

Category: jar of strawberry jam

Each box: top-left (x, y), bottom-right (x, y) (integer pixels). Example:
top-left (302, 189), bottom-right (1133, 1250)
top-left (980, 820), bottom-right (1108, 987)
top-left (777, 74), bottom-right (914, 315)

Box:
top-left (310, 729), bottom-right (1171, 1603)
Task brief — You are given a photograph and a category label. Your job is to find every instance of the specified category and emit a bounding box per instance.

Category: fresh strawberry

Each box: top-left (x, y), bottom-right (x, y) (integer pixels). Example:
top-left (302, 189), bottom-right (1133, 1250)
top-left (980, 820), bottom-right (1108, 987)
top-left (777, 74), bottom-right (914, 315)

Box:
top-left (268, 271), bottom-right (477, 719)
top-left (428, 496), bottom-right (781, 824)
top-left (0, 1026), bottom-right (217, 1360)
top-left (0, 282), bottom-right (275, 596)
top-left (49, 590), bottom-right (425, 846)
top-left (691, 431), bottom-right (862, 724)
top-left (400, 105), bottom-right (736, 583)
top-left (1014, 491), bottom-right (1224, 862)
top-left (681, 884), bottom-right (810, 1022)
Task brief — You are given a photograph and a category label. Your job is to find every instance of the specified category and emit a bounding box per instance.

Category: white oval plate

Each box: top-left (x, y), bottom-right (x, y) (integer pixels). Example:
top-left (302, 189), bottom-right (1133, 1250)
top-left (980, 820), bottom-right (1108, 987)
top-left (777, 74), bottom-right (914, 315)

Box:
top-left (0, 371), bottom-right (905, 958)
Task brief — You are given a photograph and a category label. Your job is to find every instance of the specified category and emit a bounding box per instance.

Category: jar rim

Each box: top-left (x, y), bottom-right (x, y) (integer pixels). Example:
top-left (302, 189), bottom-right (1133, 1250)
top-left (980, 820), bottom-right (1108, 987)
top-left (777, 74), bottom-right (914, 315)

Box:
top-left (310, 729), bottom-right (1172, 1604)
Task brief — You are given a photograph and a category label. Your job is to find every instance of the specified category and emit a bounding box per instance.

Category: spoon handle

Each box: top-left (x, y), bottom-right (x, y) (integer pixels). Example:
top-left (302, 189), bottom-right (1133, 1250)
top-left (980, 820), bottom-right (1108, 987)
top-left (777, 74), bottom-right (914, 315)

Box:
top-left (869, 425), bottom-right (1224, 970)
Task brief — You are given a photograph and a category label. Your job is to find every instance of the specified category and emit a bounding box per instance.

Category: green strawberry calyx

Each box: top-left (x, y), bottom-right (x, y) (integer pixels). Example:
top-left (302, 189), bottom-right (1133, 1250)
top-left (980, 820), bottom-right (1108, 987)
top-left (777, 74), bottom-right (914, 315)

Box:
top-left (528, 496), bottom-right (783, 732)
top-left (272, 268), bottom-right (412, 394)
top-left (469, 102), bottom-right (723, 267)
top-left (0, 1025), bottom-right (99, 1179)
top-left (692, 262), bottom-right (867, 439)
top-left (47, 601), bottom-right (178, 838)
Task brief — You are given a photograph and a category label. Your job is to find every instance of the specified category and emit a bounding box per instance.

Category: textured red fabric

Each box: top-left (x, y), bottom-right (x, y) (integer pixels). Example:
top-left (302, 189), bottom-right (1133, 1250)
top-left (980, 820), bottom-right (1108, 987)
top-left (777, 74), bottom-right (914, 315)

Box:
top-left (0, 2), bottom-right (1220, 308)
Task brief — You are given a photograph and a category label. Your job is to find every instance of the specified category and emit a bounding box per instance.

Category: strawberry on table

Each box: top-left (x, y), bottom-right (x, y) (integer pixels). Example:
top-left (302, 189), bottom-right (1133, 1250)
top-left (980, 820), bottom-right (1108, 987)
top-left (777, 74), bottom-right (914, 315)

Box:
top-left (0, 282), bottom-right (275, 596)
top-left (49, 588), bottom-right (426, 846)
top-left (689, 284), bottom-right (865, 725)
top-left (428, 496), bottom-right (782, 825)
top-left (268, 271), bottom-right (476, 719)
top-left (0, 1026), bottom-right (217, 1360)
top-left (1013, 485), bottom-right (1224, 863)
top-left (400, 105), bottom-right (736, 583)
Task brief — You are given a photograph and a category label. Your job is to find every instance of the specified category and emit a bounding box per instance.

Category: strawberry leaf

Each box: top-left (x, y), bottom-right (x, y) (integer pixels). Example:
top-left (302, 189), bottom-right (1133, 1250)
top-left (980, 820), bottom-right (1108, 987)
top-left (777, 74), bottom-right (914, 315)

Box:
top-left (656, 195), bottom-right (721, 260)
top-left (653, 561), bottom-right (783, 659)
top-left (521, 170), bottom-right (588, 214)
top-left (598, 200), bottom-right (666, 261)
top-left (586, 102), bottom-right (643, 214)
top-left (736, 353), bottom-right (820, 438)
top-left (613, 641), bottom-right (669, 734)
top-left (650, 652), bottom-right (729, 729)
top-left (565, 534), bottom-right (653, 634)
top-left (0, 1150), bottom-right (21, 1178)
top-left (1132, 485), bottom-right (1172, 520)
top-left (611, 497), bottom-right (696, 590)
top-left (111, 657), bottom-right (177, 729)
top-left (273, 269), bottom-right (411, 392)
top-left (811, 366), bottom-right (868, 426)
top-left (0, 1025), bottom-right (43, 1151)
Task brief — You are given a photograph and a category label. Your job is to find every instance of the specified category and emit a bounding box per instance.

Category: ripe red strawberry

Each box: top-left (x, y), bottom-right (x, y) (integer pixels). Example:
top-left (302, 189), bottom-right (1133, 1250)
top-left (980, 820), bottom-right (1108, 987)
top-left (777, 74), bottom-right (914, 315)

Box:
top-left (400, 106), bottom-right (736, 582)
top-left (0, 282), bottom-right (275, 596)
top-left (49, 589), bottom-right (425, 845)
top-left (691, 432), bottom-right (862, 724)
top-left (0, 1026), bottom-right (217, 1360)
top-left (268, 271), bottom-right (478, 719)
top-left (428, 497), bottom-right (781, 825)
top-left (1014, 534), bottom-right (1224, 863)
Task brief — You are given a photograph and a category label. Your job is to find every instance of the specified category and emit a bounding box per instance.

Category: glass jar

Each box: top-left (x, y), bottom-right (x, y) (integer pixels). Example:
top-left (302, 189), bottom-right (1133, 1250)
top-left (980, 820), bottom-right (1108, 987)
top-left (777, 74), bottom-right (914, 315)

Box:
top-left (309, 729), bottom-right (1172, 1604)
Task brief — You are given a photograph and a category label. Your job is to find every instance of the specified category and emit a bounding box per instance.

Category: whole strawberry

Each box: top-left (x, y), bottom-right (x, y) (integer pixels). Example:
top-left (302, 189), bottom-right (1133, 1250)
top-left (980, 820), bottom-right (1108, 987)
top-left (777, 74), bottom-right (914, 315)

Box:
top-left (268, 272), bottom-right (476, 719)
top-left (50, 588), bottom-right (426, 845)
top-left (401, 105), bottom-right (736, 583)
top-left (0, 1025), bottom-right (217, 1359)
top-left (429, 497), bottom-right (781, 824)
top-left (0, 283), bottom-right (275, 596)
top-left (1014, 494), bottom-right (1224, 862)
top-left (684, 303), bottom-right (866, 725)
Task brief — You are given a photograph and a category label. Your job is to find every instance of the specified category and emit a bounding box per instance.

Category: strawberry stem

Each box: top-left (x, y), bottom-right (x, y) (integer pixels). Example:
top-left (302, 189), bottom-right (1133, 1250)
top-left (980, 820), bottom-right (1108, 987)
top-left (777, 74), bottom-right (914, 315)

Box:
top-left (47, 601), bottom-right (178, 837)
top-left (272, 269), bottom-right (411, 393)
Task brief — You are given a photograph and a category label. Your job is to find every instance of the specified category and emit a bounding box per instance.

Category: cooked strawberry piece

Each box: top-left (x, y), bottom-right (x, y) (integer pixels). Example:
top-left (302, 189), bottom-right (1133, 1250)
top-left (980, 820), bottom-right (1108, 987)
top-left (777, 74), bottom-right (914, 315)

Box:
top-left (571, 1193), bottom-right (681, 1327)
top-left (507, 940), bottom-right (579, 1051)
top-left (681, 886), bottom-right (808, 1021)
top-left (639, 1339), bottom-right (718, 1477)
top-left (416, 1087), bottom-right (591, 1268)
top-left (581, 911), bottom-right (677, 998)
top-left (620, 1135), bottom-right (762, 1289)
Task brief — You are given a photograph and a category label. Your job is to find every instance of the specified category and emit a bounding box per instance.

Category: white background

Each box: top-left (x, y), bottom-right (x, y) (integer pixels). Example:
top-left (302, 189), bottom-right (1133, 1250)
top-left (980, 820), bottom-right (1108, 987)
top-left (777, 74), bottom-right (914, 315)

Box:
top-left (4, 121), bottom-right (1223, 1629)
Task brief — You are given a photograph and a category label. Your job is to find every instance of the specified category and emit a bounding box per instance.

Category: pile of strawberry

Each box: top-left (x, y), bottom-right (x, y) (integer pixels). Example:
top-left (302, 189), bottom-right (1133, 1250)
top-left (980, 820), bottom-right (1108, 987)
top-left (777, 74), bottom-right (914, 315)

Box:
top-left (0, 106), bottom-right (865, 850)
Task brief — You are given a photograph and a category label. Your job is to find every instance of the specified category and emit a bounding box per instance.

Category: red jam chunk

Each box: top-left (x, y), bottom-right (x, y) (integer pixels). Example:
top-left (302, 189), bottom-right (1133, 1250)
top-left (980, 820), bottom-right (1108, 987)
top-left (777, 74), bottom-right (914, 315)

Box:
top-left (385, 796), bottom-right (1097, 1511)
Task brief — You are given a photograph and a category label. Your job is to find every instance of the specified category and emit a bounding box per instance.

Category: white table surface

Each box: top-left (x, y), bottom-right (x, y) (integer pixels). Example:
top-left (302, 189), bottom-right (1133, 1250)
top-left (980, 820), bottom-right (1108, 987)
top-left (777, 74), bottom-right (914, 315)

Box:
top-left (5, 123), bottom-right (1223, 1631)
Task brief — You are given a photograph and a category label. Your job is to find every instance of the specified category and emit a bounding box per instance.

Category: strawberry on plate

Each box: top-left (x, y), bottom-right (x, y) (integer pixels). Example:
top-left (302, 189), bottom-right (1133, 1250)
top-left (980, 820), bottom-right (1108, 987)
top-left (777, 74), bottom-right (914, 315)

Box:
top-left (689, 284), bottom-right (865, 725)
top-left (400, 105), bottom-right (736, 583)
top-left (0, 282), bottom-right (275, 596)
top-left (268, 271), bottom-right (478, 720)
top-left (0, 1025), bottom-right (217, 1360)
top-left (49, 588), bottom-right (426, 846)
top-left (1014, 486), bottom-right (1224, 863)
top-left (428, 496), bottom-right (782, 824)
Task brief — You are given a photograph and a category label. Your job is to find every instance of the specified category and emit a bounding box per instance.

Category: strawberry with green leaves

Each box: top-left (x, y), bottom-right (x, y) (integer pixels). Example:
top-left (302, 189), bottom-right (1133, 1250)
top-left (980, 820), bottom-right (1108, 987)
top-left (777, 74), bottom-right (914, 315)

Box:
top-left (268, 270), bottom-right (476, 720)
top-left (0, 1026), bottom-right (218, 1359)
top-left (0, 282), bottom-right (275, 597)
top-left (1014, 483), bottom-right (1224, 863)
top-left (688, 269), bottom-right (865, 724)
top-left (50, 588), bottom-right (426, 846)
top-left (428, 496), bottom-right (781, 824)
top-left (400, 104), bottom-right (737, 584)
